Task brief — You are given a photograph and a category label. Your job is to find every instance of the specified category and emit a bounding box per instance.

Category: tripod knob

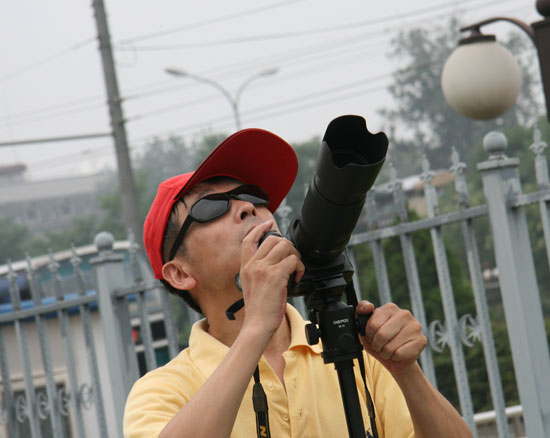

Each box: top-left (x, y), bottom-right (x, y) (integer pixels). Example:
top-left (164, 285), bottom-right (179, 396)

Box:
top-left (305, 323), bottom-right (320, 345)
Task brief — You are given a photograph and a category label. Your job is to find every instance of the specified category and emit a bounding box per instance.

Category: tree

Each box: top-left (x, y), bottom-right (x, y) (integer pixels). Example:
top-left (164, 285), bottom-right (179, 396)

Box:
top-left (379, 17), bottom-right (542, 175)
top-left (0, 218), bottom-right (29, 263)
top-left (91, 134), bottom-right (200, 241)
top-left (27, 216), bottom-right (100, 256)
top-left (279, 136), bottom-right (321, 224)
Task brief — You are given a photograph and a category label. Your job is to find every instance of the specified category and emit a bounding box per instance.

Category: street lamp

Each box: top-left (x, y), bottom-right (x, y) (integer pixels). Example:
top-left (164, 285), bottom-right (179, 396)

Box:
top-left (165, 67), bottom-right (279, 130)
top-left (441, 0), bottom-right (550, 121)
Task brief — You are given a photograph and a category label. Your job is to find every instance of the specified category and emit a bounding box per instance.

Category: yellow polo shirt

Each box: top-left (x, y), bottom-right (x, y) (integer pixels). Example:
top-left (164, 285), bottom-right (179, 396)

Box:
top-left (124, 305), bottom-right (414, 437)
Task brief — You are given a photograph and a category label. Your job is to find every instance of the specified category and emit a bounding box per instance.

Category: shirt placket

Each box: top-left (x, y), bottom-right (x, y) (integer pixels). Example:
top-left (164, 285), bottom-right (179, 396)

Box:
top-left (258, 355), bottom-right (292, 437)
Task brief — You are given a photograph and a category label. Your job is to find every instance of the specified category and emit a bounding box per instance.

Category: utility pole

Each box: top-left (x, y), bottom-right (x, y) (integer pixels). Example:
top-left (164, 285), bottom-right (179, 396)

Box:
top-left (92, 0), bottom-right (143, 243)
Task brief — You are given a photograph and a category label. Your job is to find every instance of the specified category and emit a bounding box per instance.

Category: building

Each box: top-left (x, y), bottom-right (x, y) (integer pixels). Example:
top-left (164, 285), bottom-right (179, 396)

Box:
top-left (0, 164), bottom-right (106, 235)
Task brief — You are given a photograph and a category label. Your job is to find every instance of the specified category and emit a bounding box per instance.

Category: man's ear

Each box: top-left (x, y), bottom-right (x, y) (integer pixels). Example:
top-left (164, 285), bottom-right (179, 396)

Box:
top-left (161, 260), bottom-right (197, 291)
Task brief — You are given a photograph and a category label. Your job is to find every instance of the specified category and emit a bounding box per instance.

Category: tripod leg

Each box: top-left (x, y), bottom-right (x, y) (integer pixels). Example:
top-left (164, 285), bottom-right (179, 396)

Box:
top-left (335, 361), bottom-right (366, 438)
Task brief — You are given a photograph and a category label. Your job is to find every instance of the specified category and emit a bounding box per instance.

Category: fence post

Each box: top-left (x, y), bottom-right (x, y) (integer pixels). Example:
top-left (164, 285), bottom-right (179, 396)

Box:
top-left (477, 131), bottom-right (550, 438)
top-left (91, 232), bottom-right (139, 437)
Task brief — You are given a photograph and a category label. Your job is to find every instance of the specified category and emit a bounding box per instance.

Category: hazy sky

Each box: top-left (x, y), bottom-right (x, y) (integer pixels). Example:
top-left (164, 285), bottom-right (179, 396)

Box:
top-left (0, 0), bottom-right (539, 181)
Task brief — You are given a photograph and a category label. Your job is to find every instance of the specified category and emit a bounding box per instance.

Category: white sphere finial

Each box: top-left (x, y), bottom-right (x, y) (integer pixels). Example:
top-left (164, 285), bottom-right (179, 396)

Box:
top-left (94, 231), bottom-right (115, 252)
top-left (483, 131), bottom-right (508, 155)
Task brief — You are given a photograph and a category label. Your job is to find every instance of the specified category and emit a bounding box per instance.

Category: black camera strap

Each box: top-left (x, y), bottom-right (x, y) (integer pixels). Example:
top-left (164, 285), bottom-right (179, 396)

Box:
top-left (252, 366), bottom-right (271, 438)
top-left (226, 298), bottom-right (244, 320)
top-left (225, 298), bottom-right (271, 437)
top-left (357, 353), bottom-right (379, 438)
top-left (346, 284), bottom-right (379, 438)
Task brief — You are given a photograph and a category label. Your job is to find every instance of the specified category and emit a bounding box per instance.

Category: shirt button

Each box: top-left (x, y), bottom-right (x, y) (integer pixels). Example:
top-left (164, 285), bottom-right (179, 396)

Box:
top-left (267, 382), bottom-right (275, 390)
top-left (283, 415), bottom-right (289, 422)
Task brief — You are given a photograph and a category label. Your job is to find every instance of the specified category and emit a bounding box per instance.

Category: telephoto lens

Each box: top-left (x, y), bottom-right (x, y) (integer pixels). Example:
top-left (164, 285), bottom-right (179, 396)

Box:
top-left (286, 115), bottom-right (388, 299)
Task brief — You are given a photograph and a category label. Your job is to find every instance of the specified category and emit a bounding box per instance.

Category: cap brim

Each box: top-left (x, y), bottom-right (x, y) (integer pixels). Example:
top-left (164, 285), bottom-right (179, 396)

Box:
top-left (175, 129), bottom-right (297, 213)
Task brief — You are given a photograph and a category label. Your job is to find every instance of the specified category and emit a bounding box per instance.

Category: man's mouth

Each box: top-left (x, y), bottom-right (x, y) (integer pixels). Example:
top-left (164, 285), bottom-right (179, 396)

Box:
top-left (242, 222), bottom-right (262, 241)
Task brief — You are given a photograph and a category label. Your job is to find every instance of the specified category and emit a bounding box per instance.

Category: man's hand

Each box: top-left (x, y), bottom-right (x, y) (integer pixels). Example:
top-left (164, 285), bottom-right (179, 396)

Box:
top-left (357, 300), bottom-right (427, 377)
top-left (240, 220), bottom-right (305, 336)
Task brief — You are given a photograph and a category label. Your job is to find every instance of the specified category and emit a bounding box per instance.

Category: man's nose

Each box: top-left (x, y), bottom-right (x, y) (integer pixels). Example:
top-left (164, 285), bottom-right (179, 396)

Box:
top-left (233, 199), bottom-right (258, 221)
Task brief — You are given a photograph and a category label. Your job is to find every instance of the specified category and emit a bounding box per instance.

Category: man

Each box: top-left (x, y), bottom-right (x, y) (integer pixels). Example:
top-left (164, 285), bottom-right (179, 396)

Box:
top-left (124, 128), bottom-right (473, 438)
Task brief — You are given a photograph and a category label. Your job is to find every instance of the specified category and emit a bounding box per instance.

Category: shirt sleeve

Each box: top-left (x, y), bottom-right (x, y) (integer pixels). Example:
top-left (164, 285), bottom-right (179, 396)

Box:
top-left (366, 354), bottom-right (415, 438)
top-left (123, 366), bottom-right (194, 438)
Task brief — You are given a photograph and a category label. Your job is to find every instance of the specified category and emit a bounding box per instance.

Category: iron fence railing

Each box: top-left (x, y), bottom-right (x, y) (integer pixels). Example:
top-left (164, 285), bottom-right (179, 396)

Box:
top-left (1, 128), bottom-right (549, 437)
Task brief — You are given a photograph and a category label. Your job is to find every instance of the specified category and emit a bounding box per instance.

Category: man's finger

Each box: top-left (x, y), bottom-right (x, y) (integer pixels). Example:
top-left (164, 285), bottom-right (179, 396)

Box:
top-left (370, 319), bottom-right (402, 353)
top-left (387, 338), bottom-right (427, 362)
top-left (241, 220), bottom-right (274, 259)
top-left (357, 300), bottom-right (375, 315)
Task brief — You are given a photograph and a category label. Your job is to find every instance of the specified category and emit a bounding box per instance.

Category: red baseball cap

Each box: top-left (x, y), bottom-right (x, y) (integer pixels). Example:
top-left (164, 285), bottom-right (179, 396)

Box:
top-left (144, 128), bottom-right (298, 279)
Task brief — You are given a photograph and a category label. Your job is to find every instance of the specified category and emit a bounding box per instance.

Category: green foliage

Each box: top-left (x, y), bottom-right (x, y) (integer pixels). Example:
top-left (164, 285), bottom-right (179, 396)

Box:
top-left (27, 216), bottom-right (100, 256)
top-left (189, 132), bottom-right (229, 166)
top-left (0, 217), bottom-right (30, 263)
top-left (282, 136), bottom-right (321, 223)
top-left (135, 132), bottom-right (230, 220)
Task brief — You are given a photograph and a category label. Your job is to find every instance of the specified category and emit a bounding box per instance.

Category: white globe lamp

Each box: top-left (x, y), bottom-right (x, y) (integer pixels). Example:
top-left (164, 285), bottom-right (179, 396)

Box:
top-left (441, 32), bottom-right (522, 120)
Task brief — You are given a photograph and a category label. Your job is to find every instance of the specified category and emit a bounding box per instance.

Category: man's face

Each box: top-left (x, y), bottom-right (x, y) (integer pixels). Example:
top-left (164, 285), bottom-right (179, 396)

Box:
top-left (174, 180), bottom-right (279, 291)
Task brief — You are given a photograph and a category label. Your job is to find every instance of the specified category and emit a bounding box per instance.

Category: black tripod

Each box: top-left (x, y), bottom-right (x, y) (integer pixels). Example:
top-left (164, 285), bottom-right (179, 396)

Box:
top-left (301, 258), bottom-right (377, 438)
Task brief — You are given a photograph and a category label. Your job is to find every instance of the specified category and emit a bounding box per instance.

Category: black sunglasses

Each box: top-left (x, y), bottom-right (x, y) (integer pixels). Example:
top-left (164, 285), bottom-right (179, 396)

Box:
top-left (168, 184), bottom-right (269, 261)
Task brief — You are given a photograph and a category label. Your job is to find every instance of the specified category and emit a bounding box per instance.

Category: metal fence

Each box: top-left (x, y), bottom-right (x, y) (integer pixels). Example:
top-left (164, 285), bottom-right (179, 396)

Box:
top-left (1, 129), bottom-right (550, 437)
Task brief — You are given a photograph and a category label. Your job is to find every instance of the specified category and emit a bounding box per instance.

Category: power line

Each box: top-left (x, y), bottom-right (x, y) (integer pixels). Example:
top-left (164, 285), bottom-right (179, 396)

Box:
top-left (0, 34), bottom-right (389, 128)
top-left (126, 43), bottom-right (388, 122)
top-left (0, 37), bottom-right (383, 128)
top-left (0, 100), bottom-right (106, 130)
top-left (243, 84), bottom-right (390, 127)
top-left (117, 0), bottom-right (506, 51)
top-left (116, 0), bottom-right (306, 45)
top-left (0, 132), bottom-right (112, 148)
top-left (132, 56), bottom-right (439, 140)
top-left (29, 143), bottom-right (115, 174)
top-left (17, 75), bottom-right (392, 174)
top-left (0, 94), bottom-right (105, 125)
top-left (128, 0), bottom-right (524, 126)
top-left (11, 37), bottom-right (512, 173)
top-left (152, 74), bottom-right (392, 137)
top-left (125, 37), bottom-right (388, 102)
top-left (0, 38), bottom-right (95, 84)
top-left (0, 30), bottom-right (386, 127)
top-left (0, 0), bottom-right (528, 132)
top-left (122, 0), bottom-right (523, 99)
top-left (1, 38), bottom-right (381, 128)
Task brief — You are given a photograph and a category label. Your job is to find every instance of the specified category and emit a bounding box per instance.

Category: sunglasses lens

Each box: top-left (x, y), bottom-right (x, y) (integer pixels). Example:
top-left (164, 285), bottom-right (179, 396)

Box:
top-left (190, 197), bottom-right (230, 222)
top-left (189, 185), bottom-right (269, 223)
top-left (235, 193), bottom-right (268, 205)
top-left (232, 185), bottom-right (269, 204)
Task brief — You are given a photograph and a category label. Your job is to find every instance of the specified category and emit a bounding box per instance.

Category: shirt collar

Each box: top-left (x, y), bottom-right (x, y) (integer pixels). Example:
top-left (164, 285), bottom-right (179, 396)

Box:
top-left (286, 304), bottom-right (322, 354)
top-left (188, 304), bottom-right (322, 379)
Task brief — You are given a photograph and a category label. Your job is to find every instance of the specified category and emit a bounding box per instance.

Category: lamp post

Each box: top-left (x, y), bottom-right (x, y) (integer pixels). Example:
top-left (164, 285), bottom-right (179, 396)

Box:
top-left (165, 67), bottom-right (279, 130)
top-left (441, 0), bottom-right (550, 121)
